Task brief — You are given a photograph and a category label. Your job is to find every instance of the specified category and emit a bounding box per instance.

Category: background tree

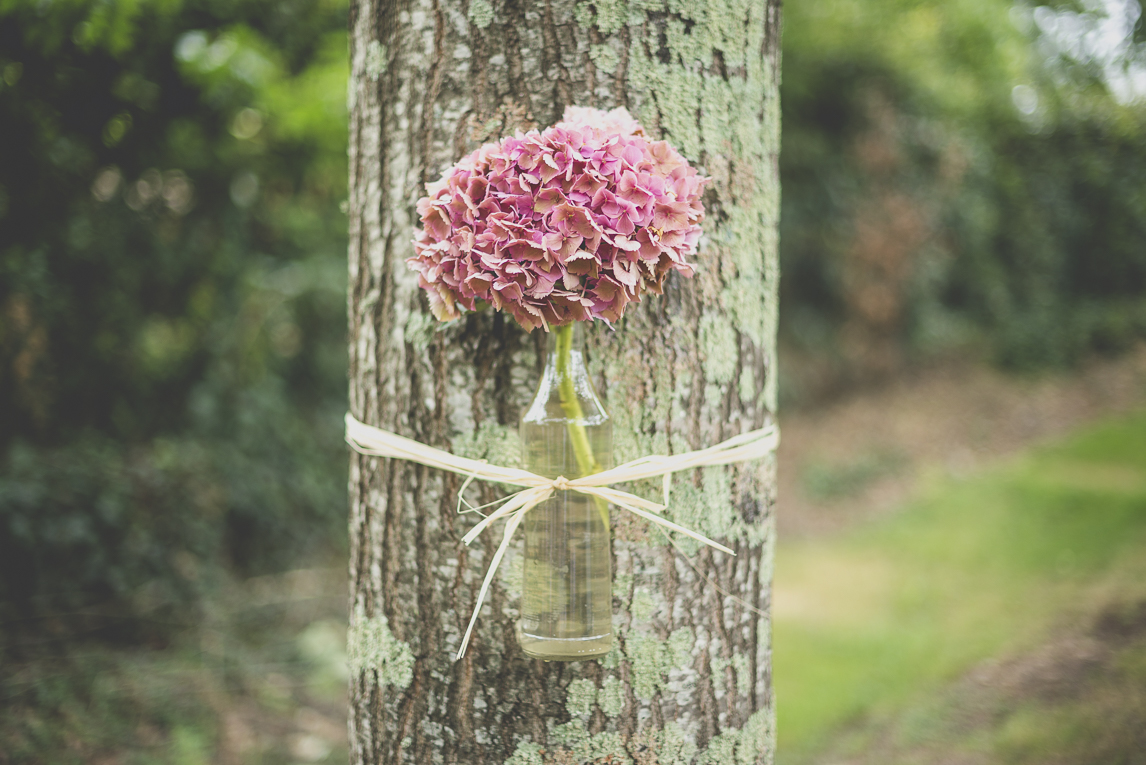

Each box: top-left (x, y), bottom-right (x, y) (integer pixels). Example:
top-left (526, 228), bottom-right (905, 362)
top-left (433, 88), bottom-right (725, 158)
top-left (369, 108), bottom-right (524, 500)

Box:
top-left (346, 0), bottom-right (782, 763)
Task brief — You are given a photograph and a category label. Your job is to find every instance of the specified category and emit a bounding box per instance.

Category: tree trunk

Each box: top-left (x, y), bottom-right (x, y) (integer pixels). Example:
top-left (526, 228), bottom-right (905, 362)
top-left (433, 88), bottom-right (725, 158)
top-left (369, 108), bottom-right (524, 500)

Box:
top-left (346, 1), bottom-right (782, 762)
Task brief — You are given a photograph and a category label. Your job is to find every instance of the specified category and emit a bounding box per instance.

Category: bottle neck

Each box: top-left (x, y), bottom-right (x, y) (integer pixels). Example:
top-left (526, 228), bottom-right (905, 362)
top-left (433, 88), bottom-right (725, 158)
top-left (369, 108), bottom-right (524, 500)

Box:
top-left (524, 321), bottom-right (611, 479)
top-left (546, 322), bottom-right (586, 381)
top-left (522, 321), bottom-right (608, 428)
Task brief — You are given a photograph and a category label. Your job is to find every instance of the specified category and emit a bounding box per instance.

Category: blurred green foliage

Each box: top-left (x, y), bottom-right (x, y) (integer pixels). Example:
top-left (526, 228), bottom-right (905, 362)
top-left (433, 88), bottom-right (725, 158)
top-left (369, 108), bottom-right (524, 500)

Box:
top-left (0, 0), bottom-right (350, 647)
top-left (780, 0), bottom-right (1146, 396)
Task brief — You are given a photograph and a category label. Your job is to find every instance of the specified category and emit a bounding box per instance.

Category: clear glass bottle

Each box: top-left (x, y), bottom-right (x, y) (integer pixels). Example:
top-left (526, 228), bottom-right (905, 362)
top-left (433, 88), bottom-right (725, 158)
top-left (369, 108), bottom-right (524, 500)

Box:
top-left (518, 322), bottom-right (613, 661)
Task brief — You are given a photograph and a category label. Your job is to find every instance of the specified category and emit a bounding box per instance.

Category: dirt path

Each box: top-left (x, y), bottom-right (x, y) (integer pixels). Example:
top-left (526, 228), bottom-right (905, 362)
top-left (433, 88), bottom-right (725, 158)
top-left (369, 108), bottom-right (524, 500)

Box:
top-left (776, 344), bottom-right (1146, 538)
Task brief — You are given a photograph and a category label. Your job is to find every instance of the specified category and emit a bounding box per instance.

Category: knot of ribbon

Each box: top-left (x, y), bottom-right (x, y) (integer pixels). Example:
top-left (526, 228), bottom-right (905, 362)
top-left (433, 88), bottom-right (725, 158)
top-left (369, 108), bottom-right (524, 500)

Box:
top-left (344, 412), bottom-right (780, 659)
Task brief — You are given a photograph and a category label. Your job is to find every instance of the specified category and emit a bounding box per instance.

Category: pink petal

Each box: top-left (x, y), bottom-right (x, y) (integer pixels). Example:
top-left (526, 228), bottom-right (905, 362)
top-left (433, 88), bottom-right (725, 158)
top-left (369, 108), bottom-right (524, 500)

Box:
top-left (533, 187), bottom-right (566, 214)
top-left (612, 235), bottom-right (641, 252)
top-left (508, 238), bottom-right (546, 261)
top-left (493, 280), bottom-right (524, 302)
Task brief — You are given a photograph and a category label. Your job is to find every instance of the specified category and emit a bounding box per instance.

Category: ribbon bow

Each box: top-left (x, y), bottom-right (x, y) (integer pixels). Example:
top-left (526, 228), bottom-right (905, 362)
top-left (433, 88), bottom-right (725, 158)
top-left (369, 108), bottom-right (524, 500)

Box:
top-left (345, 413), bottom-right (779, 659)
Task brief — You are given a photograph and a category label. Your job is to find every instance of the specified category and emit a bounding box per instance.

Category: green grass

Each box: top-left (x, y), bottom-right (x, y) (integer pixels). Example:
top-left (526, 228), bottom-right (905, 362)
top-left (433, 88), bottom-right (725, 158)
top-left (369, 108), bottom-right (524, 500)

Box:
top-left (773, 409), bottom-right (1146, 763)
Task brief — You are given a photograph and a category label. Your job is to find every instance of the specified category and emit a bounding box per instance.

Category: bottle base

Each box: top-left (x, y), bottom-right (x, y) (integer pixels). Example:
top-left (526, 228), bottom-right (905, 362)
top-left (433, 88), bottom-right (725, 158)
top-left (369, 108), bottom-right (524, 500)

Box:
top-left (518, 629), bottom-right (613, 662)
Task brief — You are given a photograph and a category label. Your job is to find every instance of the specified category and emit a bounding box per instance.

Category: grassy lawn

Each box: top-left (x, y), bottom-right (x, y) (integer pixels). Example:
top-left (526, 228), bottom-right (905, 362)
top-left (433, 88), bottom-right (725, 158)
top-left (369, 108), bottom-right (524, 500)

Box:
top-left (773, 409), bottom-right (1146, 764)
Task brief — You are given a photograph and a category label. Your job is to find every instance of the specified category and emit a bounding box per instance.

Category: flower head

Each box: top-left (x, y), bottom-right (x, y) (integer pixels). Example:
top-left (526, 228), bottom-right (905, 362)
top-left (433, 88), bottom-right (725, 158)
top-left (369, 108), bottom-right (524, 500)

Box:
top-left (409, 106), bottom-right (706, 331)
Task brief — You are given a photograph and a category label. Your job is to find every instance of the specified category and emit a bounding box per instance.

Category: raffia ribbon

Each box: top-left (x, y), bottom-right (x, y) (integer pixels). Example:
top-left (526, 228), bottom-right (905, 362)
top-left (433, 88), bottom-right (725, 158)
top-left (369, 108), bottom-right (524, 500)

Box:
top-left (345, 412), bottom-right (780, 659)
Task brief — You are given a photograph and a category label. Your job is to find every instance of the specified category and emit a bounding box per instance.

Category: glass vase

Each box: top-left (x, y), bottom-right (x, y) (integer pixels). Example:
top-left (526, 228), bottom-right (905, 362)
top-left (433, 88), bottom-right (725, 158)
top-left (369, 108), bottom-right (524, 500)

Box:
top-left (518, 322), bottom-right (613, 661)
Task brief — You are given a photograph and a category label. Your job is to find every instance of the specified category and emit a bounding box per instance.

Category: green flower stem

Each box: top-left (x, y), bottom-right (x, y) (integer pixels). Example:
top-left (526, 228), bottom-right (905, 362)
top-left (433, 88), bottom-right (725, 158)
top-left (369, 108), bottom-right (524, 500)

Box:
top-left (553, 322), bottom-right (610, 533)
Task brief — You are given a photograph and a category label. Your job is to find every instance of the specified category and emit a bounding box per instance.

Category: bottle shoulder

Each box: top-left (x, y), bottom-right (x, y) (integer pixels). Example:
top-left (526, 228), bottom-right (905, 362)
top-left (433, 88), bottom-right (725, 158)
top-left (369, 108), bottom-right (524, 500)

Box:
top-left (522, 351), bottom-right (610, 425)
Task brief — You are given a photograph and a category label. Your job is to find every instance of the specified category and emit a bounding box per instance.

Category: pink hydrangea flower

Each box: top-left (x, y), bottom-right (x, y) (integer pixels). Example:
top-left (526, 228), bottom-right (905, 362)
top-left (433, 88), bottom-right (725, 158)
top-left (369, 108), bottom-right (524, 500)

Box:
top-left (408, 106), bottom-right (706, 332)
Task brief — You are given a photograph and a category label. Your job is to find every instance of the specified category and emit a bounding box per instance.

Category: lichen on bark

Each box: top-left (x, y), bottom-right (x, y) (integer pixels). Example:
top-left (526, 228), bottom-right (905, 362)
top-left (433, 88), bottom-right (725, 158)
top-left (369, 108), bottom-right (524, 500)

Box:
top-left (346, 0), bottom-right (782, 762)
top-left (348, 604), bottom-right (416, 689)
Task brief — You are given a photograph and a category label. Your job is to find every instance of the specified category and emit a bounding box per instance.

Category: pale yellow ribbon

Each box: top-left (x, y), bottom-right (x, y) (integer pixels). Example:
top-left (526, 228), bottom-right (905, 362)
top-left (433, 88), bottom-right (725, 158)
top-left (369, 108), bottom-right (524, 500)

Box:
top-left (344, 412), bottom-right (780, 659)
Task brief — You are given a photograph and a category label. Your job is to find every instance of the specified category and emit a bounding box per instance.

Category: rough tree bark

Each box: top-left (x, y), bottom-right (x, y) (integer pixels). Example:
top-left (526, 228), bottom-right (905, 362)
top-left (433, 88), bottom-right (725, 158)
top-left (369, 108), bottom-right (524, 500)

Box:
top-left (346, 1), bottom-right (782, 763)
